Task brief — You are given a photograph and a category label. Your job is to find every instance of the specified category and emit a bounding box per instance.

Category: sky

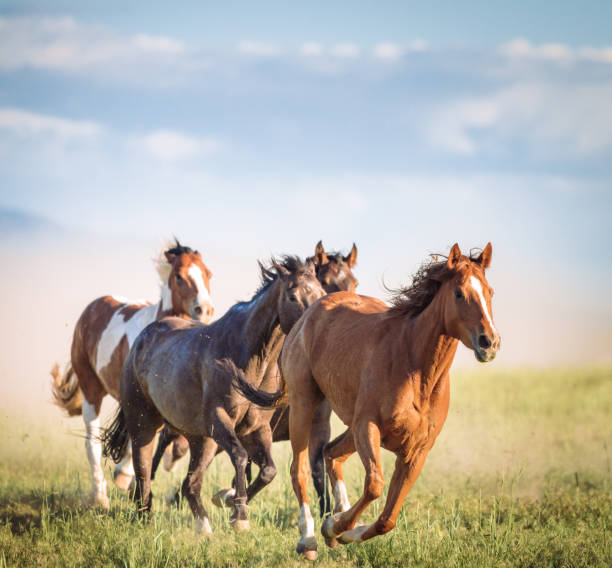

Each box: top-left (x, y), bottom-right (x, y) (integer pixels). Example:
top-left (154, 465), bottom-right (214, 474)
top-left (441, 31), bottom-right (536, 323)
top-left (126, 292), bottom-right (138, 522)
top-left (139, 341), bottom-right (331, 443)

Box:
top-left (0, 2), bottom-right (611, 407)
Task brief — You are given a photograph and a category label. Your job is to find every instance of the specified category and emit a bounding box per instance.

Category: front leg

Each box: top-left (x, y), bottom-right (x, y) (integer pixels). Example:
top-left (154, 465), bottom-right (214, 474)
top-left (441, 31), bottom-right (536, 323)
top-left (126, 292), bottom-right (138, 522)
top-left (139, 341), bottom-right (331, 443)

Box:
top-left (340, 451), bottom-right (428, 544)
top-left (321, 420), bottom-right (384, 545)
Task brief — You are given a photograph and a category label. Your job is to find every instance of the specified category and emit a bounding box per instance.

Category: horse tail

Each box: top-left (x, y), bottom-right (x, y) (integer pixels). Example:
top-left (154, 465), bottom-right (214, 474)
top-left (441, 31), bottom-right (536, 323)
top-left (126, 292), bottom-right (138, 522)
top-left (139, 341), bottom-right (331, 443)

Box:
top-left (50, 362), bottom-right (83, 416)
top-left (102, 408), bottom-right (129, 463)
top-left (221, 358), bottom-right (288, 408)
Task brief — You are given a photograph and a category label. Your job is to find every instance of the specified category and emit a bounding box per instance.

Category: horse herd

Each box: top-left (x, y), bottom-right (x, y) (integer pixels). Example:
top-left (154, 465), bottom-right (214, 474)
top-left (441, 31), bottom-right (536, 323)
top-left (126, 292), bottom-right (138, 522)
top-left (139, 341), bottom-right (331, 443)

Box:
top-left (51, 239), bottom-right (500, 560)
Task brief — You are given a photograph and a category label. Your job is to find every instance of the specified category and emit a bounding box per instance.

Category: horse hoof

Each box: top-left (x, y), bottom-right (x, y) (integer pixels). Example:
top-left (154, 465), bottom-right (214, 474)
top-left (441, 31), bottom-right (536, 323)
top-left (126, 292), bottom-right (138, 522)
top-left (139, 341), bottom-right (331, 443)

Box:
top-left (230, 519), bottom-right (250, 532)
top-left (297, 537), bottom-right (318, 560)
top-left (337, 523), bottom-right (368, 545)
top-left (84, 492), bottom-right (110, 511)
top-left (114, 471), bottom-right (134, 492)
top-left (195, 518), bottom-right (213, 538)
top-left (212, 488), bottom-right (236, 508)
top-left (321, 514), bottom-right (342, 548)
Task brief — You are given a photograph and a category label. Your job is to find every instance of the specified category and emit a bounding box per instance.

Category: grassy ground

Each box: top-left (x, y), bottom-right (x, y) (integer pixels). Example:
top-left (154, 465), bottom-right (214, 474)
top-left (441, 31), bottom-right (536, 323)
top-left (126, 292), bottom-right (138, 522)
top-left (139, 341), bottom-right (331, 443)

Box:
top-left (1, 367), bottom-right (610, 567)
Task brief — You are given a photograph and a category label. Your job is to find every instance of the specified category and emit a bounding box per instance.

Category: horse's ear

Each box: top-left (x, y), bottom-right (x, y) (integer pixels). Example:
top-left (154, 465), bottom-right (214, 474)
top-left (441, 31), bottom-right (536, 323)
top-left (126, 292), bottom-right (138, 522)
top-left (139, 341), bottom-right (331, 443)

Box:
top-left (272, 260), bottom-right (290, 277)
top-left (344, 243), bottom-right (358, 268)
top-left (314, 240), bottom-right (328, 266)
top-left (205, 267), bottom-right (212, 280)
top-left (447, 243), bottom-right (462, 269)
top-left (475, 242), bottom-right (493, 270)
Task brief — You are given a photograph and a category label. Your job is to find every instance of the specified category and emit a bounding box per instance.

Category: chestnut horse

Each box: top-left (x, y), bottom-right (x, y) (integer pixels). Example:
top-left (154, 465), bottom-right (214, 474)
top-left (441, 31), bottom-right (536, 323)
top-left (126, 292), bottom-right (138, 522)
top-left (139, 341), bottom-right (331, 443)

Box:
top-left (233, 243), bottom-right (500, 559)
top-left (152, 240), bottom-right (358, 516)
top-left (103, 257), bottom-right (325, 534)
top-left (51, 241), bottom-right (213, 509)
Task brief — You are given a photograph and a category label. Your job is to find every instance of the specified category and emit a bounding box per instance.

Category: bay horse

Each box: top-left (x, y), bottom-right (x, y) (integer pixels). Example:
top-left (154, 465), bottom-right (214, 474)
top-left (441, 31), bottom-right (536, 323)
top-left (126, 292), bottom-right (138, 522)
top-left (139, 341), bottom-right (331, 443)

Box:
top-left (51, 241), bottom-right (213, 510)
top-left (233, 243), bottom-right (500, 559)
top-left (103, 256), bottom-right (325, 535)
top-left (152, 240), bottom-right (358, 516)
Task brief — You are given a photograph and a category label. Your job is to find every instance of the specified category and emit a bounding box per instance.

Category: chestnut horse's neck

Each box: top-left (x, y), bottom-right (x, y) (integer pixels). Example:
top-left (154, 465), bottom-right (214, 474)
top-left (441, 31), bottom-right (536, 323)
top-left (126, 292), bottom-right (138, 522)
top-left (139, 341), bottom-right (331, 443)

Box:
top-left (399, 290), bottom-right (458, 400)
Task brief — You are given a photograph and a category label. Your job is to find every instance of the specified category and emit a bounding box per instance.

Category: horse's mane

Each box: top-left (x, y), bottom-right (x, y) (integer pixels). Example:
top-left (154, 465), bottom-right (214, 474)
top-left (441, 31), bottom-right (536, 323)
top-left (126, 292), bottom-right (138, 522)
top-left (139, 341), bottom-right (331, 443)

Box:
top-left (154, 239), bottom-right (196, 285)
top-left (388, 249), bottom-right (483, 318)
top-left (254, 255), bottom-right (310, 298)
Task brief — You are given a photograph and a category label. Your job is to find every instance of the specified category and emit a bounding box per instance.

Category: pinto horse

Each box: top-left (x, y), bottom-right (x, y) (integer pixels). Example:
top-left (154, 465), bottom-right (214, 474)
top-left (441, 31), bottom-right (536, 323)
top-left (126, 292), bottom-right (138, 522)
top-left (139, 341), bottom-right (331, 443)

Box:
top-left (233, 243), bottom-right (500, 559)
top-left (103, 257), bottom-right (325, 534)
top-left (152, 240), bottom-right (358, 516)
top-left (51, 241), bottom-right (213, 509)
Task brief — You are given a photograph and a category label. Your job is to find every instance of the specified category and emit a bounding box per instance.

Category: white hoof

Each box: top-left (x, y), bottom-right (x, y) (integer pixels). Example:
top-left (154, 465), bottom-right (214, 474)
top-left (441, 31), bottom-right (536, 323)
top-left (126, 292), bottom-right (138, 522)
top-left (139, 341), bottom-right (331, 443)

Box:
top-left (230, 518), bottom-right (250, 532)
top-left (84, 490), bottom-right (110, 510)
top-left (195, 517), bottom-right (213, 538)
top-left (212, 488), bottom-right (236, 508)
top-left (337, 523), bottom-right (370, 544)
top-left (113, 471), bottom-right (134, 492)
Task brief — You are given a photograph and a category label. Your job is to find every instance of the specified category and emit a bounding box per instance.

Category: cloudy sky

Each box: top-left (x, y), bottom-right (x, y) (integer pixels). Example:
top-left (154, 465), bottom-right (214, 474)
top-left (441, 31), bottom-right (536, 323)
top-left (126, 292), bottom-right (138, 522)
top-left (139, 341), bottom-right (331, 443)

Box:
top-left (0, 0), bottom-right (611, 391)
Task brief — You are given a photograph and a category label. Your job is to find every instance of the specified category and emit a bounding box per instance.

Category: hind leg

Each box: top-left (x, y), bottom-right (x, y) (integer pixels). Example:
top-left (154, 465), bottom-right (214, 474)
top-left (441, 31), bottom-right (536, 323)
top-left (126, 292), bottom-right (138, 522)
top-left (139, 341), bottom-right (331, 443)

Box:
top-left (151, 426), bottom-right (179, 480)
top-left (210, 408), bottom-right (251, 530)
top-left (114, 439), bottom-right (135, 491)
top-left (287, 370), bottom-right (324, 560)
top-left (243, 424), bottom-right (277, 503)
top-left (72, 353), bottom-right (109, 509)
top-left (309, 400), bottom-right (332, 517)
top-left (181, 435), bottom-right (218, 537)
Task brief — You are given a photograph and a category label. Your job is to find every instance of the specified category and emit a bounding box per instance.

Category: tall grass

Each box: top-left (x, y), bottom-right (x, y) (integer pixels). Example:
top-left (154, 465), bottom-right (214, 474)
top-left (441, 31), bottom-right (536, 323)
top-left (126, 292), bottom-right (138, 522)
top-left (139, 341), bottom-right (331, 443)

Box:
top-left (1, 367), bottom-right (610, 566)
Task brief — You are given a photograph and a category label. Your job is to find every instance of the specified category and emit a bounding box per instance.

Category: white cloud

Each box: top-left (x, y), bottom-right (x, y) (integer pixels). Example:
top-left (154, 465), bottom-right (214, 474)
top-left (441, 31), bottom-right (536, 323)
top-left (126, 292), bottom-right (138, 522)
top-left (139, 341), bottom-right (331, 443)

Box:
top-left (299, 42), bottom-right (325, 57)
top-left (373, 43), bottom-right (404, 60)
top-left (0, 107), bottom-right (102, 138)
top-left (428, 83), bottom-right (612, 157)
top-left (330, 43), bottom-right (360, 58)
top-left (236, 41), bottom-right (282, 57)
top-left (0, 16), bottom-right (189, 75)
top-left (139, 130), bottom-right (221, 162)
top-left (499, 38), bottom-right (612, 65)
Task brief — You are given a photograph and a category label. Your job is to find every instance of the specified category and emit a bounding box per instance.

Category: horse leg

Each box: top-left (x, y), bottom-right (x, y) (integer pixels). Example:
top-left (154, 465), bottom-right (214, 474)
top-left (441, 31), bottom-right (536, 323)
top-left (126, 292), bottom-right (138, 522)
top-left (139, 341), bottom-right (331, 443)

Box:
top-left (168, 435), bottom-right (190, 471)
top-left (243, 424), bottom-right (276, 503)
top-left (181, 435), bottom-right (218, 537)
top-left (113, 439), bottom-right (135, 491)
top-left (288, 386), bottom-right (323, 560)
top-left (151, 425), bottom-right (178, 480)
top-left (325, 429), bottom-right (355, 514)
top-left (321, 420), bottom-right (384, 546)
top-left (339, 452), bottom-right (428, 543)
top-left (309, 400), bottom-right (332, 517)
top-left (210, 409), bottom-right (250, 531)
top-left (72, 351), bottom-right (108, 509)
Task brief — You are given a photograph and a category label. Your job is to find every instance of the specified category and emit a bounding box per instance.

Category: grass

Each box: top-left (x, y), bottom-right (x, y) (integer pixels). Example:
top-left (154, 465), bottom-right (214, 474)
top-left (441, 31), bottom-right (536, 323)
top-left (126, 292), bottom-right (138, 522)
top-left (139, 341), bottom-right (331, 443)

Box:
top-left (1, 367), bottom-right (611, 567)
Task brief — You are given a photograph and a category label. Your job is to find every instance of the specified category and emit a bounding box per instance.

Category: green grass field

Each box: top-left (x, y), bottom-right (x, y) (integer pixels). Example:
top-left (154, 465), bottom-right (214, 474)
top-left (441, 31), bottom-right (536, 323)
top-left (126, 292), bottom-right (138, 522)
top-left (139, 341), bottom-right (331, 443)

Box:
top-left (1, 367), bottom-right (610, 567)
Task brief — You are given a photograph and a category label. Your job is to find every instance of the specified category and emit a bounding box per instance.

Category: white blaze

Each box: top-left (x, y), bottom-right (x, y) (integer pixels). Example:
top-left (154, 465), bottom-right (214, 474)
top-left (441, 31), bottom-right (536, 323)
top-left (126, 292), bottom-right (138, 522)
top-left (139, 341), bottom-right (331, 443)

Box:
top-left (469, 276), bottom-right (496, 334)
top-left (187, 264), bottom-right (212, 310)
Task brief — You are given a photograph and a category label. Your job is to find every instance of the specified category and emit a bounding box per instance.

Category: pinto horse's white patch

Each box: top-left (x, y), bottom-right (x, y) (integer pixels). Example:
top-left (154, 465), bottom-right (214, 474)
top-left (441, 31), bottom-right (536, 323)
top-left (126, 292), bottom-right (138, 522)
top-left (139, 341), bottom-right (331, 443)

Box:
top-left (187, 264), bottom-right (211, 311)
top-left (95, 302), bottom-right (159, 375)
top-left (469, 276), bottom-right (496, 334)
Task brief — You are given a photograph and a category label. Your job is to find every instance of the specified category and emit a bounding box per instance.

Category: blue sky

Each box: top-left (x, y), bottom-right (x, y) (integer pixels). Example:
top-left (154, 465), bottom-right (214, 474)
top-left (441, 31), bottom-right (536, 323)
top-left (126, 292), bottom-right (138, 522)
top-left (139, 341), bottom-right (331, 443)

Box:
top-left (0, 2), bottom-right (611, 369)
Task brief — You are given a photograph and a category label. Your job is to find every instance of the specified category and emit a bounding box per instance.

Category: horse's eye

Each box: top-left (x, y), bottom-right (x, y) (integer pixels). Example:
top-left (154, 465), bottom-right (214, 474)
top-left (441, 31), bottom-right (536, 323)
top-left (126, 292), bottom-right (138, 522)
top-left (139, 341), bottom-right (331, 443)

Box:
top-left (176, 274), bottom-right (183, 282)
top-left (455, 288), bottom-right (463, 299)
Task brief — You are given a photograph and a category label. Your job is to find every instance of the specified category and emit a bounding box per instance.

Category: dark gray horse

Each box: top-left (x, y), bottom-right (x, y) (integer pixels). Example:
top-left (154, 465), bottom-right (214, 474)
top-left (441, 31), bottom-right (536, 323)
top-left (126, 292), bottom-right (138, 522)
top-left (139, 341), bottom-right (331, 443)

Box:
top-left (151, 241), bottom-right (359, 516)
top-left (103, 257), bottom-right (325, 534)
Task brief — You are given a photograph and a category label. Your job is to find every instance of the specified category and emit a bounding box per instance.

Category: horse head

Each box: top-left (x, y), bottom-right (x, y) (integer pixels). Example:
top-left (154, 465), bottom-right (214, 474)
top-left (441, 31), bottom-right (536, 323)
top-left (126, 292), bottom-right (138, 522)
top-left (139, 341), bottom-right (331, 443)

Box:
top-left (440, 243), bottom-right (501, 362)
top-left (312, 240), bottom-right (359, 293)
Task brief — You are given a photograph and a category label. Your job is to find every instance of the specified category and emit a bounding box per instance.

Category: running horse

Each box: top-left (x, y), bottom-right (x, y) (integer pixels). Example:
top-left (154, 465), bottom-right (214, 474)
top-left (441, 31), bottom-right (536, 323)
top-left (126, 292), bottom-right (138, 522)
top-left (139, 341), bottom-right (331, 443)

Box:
top-left (233, 243), bottom-right (500, 559)
top-left (51, 241), bottom-right (213, 509)
top-left (103, 256), bottom-right (325, 534)
top-left (152, 240), bottom-right (358, 516)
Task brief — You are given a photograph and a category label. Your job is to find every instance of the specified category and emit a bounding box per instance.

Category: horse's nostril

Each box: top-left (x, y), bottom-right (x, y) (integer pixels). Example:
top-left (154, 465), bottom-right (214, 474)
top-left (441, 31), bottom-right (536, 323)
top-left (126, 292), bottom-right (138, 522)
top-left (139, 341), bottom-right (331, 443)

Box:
top-left (478, 334), bottom-right (492, 349)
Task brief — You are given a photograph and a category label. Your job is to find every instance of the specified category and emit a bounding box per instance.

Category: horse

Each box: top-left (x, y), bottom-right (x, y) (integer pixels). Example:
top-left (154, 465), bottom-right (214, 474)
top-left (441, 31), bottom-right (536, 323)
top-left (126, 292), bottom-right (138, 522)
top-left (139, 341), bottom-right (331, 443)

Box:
top-left (232, 243), bottom-right (500, 559)
top-left (152, 240), bottom-right (359, 516)
top-left (51, 240), bottom-right (214, 510)
top-left (103, 256), bottom-right (326, 535)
